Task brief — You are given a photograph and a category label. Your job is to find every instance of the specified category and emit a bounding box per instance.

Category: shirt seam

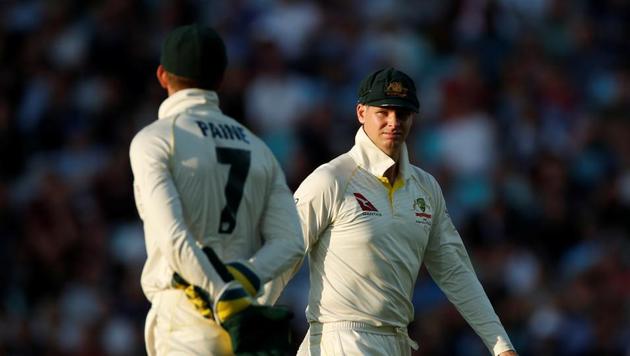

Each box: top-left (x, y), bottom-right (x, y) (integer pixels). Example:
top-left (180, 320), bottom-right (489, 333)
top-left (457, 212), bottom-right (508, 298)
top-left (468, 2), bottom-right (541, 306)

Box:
top-left (335, 165), bottom-right (360, 222)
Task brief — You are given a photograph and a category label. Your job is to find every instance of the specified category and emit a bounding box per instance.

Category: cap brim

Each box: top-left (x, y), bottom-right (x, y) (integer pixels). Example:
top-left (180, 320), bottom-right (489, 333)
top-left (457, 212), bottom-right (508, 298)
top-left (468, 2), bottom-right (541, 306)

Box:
top-left (364, 98), bottom-right (419, 112)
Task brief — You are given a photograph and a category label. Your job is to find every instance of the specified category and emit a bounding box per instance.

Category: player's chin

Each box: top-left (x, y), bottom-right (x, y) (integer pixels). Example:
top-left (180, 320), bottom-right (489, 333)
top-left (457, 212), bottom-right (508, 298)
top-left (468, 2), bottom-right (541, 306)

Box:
top-left (380, 140), bottom-right (401, 154)
top-left (382, 136), bottom-right (403, 147)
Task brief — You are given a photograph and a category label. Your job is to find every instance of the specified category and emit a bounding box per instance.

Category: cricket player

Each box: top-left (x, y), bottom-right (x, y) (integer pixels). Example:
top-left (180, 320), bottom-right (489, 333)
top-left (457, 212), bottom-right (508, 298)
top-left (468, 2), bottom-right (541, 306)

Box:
top-left (129, 24), bottom-right (304, 355)
top-left (293, 67), bottom-right (517, 355)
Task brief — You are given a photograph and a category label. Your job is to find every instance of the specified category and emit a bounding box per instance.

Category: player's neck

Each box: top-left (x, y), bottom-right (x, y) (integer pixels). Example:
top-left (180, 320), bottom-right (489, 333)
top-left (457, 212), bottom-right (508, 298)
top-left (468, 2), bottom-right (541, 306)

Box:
top-left (384, 164), bottom-right (399, 184)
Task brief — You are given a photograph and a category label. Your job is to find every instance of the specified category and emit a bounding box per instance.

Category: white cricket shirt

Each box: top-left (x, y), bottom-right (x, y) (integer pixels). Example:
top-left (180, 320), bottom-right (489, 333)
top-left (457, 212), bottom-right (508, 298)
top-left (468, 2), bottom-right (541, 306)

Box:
top-left (130, 89), bottom-right (304, 303)
top-left (294, 128), bottom-right (513, 355)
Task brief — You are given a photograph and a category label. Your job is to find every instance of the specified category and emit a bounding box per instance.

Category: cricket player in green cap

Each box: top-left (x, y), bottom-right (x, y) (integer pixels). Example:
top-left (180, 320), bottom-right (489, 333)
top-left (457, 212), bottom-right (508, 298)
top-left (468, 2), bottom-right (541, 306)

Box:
top-left (130, 24), bottom-right (304, 355)
top-left (291, 67), bottom-right (518, 355)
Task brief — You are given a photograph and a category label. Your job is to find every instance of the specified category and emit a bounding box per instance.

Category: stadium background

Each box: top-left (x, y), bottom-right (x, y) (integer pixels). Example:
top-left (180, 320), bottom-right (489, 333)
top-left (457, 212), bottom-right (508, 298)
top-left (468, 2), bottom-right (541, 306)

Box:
top-left (1, 0), bottom-right (629, 355)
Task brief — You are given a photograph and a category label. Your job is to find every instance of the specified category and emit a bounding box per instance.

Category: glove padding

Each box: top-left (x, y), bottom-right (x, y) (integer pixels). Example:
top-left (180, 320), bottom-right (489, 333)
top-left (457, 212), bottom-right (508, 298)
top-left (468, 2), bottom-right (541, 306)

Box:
top-left (221, 304), bottom-right (294, 356)
top-left (171, 272), bottom-right (214, 319)
top-left (171, 273), bottom-right (253, 322)
top-left (171, 273), bottom-right (293, 355)
top-left (226, 261), bottom-right (261, 297)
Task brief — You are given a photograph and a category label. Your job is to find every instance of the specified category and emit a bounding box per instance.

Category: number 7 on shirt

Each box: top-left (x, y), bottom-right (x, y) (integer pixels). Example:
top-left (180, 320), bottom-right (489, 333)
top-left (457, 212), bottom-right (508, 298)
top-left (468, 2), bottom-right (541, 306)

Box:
top-left (216, 147), bottom-right (250, 234)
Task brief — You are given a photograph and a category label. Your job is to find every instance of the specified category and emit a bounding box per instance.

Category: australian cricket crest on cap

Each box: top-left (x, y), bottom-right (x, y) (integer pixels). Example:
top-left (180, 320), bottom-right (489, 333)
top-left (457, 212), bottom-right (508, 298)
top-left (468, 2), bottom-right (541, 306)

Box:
top-left (357, 67), bottom-right (420, 112)
top-left (384, 81), bottom-right (408, 98)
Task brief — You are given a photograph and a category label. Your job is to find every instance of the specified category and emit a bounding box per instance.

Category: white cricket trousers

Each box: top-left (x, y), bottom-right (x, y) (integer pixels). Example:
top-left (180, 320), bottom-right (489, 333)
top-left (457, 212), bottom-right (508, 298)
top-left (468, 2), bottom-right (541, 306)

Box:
top-left (297, 321), bottom-right (418, 356)
top-left (144, 289), bottom-right (233, 356)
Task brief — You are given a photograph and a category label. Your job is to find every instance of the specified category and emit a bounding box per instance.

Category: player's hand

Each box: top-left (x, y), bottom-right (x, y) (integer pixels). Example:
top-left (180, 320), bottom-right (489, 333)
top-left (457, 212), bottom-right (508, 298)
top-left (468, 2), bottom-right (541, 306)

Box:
top-left (214, 281), bottom-right (254, 323)
top-left (171, 272), bottom-right (254, 322)
top-left (172, 274), bottom-right (293, 355)
top-left (498, 351), bottom-right (518, 356)
top-left (215, 282), bottom-right (293, 354)
top-left (220, 304), bottom-right (293, 355)
top-left (225, 261), bottom-right (261, 297)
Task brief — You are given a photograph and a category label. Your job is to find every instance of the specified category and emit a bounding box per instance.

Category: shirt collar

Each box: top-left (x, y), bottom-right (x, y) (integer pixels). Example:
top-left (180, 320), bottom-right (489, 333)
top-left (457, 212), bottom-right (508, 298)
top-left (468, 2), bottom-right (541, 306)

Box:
top-left (349, 127), bottom-right (411, 180)
top-left (158, 88), bottom-right (220, 119)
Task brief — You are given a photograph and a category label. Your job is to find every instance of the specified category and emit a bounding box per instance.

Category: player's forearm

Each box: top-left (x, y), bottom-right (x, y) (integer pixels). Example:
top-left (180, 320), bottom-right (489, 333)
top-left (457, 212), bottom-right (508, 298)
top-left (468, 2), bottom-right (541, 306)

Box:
top-left (144, 205), bottom-right (235, 300)
top-left (254, 262), bottom-right (300, 305)
top-left (250, 213), bottom-right (305, 283)
top-left (435, 270), bottom-right (513, 355)
top-left (425, 245), bottom-right (514, 355)
top-left (249, 236), bottom-right (304, 284)
top-left (135, 159), bottom-right (231, 299)
top-left (252, 180), bottom-right (306, 282)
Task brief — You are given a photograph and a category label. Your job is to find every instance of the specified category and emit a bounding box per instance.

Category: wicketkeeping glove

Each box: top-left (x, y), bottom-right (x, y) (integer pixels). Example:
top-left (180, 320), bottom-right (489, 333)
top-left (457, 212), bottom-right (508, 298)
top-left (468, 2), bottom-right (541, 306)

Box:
top-left (172, 245), bottom-right (293, 355)
top-left (214, 281), bottom-right (255, 323)
top-left (225, 261), bottom-right (261, 297)
top-left (214, 281), bottom-right (293, 355)
top-left (171, 272), bottom-right (213, 319)
top-left (221, 304), bottom-right (294, 355)
top-left (171, 272), bottom-right (260, 324)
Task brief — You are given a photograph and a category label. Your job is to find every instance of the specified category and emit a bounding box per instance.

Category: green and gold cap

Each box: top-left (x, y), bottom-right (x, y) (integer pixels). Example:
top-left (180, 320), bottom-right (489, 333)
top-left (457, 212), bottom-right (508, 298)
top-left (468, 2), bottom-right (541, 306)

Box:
top-left (160, 24), bottom-right (227, 83)
top-left (357, 67), bottom-right (419, 112)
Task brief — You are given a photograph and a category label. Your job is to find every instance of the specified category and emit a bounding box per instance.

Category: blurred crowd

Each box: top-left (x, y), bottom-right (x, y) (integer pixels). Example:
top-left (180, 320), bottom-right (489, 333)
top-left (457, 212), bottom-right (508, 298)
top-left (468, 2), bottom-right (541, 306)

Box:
top-left (1, 0), bottom-right (629, 355)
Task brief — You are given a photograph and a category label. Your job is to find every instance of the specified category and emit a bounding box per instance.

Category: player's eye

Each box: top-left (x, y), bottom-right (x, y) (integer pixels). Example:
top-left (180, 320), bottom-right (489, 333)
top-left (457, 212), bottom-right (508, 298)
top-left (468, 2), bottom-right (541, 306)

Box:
top-left (394, 109), bottom-right (413, 120)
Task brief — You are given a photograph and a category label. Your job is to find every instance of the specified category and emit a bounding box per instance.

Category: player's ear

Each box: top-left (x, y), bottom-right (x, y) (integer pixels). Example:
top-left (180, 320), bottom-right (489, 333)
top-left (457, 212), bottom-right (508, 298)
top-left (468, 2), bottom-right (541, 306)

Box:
top-left (356, 104), bottom-right (367, 124)
top-left (157, 65), bottom-right (169, 90)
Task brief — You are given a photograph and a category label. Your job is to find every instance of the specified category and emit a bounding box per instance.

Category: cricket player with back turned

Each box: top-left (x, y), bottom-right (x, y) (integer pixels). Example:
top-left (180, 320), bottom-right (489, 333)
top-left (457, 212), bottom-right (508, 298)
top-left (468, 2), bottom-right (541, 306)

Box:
top-left (129, 24), bottom-right (304, 355)
top-left (293, 67), bottom-right (518, 356)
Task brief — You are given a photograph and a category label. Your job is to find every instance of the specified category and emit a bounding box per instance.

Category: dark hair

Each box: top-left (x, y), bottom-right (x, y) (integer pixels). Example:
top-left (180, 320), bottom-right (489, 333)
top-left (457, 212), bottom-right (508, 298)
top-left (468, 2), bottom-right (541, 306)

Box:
top-left (166, 71), bottom-right (223, 91)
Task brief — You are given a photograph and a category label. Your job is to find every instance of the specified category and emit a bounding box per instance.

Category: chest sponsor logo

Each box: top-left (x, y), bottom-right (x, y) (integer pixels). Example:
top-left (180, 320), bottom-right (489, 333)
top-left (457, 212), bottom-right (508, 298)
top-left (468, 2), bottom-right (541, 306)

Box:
top-left (413, 197), bottom-right (432, 224)
top-left (353, 192), bottom-right (382, 216)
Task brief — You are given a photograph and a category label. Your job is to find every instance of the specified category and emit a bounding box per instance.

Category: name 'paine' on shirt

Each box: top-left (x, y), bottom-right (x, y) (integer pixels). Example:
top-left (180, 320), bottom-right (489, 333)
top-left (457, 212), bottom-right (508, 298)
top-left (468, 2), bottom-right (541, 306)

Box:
top-left (195, 120), bottom-right (250, 144)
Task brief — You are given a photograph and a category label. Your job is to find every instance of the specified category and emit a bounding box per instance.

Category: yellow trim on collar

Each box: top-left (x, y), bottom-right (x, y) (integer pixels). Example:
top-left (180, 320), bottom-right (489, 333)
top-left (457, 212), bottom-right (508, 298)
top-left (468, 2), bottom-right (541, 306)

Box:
top-left (378, 176), bottom-right (405, 204)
